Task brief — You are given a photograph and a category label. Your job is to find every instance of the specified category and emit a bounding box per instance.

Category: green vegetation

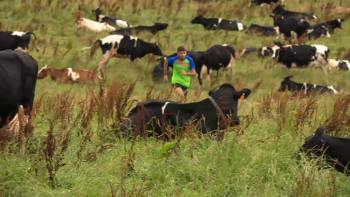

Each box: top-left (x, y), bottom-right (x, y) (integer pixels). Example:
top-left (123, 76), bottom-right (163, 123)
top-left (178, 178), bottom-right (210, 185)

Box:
top-left (1, 0), bottom-right (350, 196)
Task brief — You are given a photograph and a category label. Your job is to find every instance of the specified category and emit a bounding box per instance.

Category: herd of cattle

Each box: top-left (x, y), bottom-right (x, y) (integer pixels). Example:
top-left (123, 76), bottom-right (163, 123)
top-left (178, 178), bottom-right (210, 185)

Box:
top-left (1, 1), bottom-right (350, 176)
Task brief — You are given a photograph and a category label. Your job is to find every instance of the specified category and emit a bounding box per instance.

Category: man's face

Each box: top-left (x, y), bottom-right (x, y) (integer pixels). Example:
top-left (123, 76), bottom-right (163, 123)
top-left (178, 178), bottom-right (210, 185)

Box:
top-left (178, 51), bottom-right (186, 60)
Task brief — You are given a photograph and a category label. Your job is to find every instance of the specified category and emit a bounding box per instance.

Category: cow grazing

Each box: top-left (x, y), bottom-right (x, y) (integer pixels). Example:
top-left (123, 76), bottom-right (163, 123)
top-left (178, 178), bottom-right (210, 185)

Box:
top-left (278, 75), bottom-right (338, 95)
top-left (72, 12), bottom-right (116, 32)
top-left (307, 24), bottom-right (331, 40)
top-left (328, 59), bottom-right (350, 71)
top-left (249, 0), bottom-right (284, 9)
top-left (272, 5), bottom-right (317, 21)
top-left (0, 31), bottom-right (39, 52)
top-left (300, 127), bottom-right (350, 175)
top-left (268, 41), bottom-right (330, 74)
top-left (246, 23), bottom-right (280, 37)
top-left (37, 65), bottom-right (100, 84)
top-left (119, 83), bottom-right (251, 138)
top-left (259, 45), bottom-right (277, 57)
top-left (80, 35), bottom-right (163, 71)
top-left (239, 47), bottom-right (258, 59)
top-left (152, 63), bottom-right (173, 83)
top-left (270, 15), bottom-right (313, 43)
top-left (110, 23), bottom-right (168, 36)
top-left (191, 15), bottom-right (246, 31)
top-left (0, 49), bottom-right (38, 143)
top-left (92, 8), bottom-right (131, 28)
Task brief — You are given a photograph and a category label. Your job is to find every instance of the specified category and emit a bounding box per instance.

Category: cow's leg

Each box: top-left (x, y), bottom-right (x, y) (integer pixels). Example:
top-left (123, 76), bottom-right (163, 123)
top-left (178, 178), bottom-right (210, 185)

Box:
top-left (97, 52), bottom-right (111, 72)
top-left (207, 69), bottom-right (212, 88)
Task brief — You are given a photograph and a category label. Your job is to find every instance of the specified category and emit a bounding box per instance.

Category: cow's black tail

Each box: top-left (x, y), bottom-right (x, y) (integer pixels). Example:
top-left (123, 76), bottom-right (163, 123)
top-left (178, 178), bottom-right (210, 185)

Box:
top-left (26, 32), bottom-right (39, 52)
top-left (224, 45), bottom-right (236, 59)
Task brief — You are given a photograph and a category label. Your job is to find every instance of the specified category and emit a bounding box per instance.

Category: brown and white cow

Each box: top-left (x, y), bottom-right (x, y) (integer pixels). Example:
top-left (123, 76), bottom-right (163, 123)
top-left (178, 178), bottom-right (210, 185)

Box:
top-left (321, 4), bottom-right (350, 15)
top-left (37, 65), bottom-right (101, 84)
top-left (72, 12), bottom-right (116, 32)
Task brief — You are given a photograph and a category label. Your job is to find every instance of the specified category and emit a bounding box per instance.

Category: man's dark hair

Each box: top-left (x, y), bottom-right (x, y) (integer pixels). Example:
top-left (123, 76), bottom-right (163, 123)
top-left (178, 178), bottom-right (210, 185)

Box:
top-left (177, 46), bottom-right (186, 52)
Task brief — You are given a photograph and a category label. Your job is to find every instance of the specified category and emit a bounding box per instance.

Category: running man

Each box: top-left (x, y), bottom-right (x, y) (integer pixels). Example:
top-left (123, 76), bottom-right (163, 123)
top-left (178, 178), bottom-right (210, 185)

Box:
top-left (163, 46), bottom-right (196, 97)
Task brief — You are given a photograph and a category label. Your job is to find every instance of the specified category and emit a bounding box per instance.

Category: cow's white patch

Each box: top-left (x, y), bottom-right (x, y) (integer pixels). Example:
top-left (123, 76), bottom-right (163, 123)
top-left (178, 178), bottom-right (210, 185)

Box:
top-left (218, 18), bottom-right (222, 24)
top-left (259, 3), bottom-right (269, 7)
top-left (116, 20), bottom-right (130, 28)
top-left (325, 31), bottom-right (331, 38)
top-left (38, 64), bottom-right (48, 74)
top-left (67, 68), bottom-right (80, 81)
top-left (314, 84), bottom-right (316, 89)
top-left (312, 44), bottom-right (329, 57)
top-left (303, 83), bottom-right (308, 94)
top-left (274, 26), bottom-right (280, 35)
top-left (312, 15), bottom-right (317, 20)
top-left (307, 29), bottom-right (314, 34)
top-left (222, 44), bottom-right (228, 46)
top-left (161, 102), bottom-right (170, 115)
top-left (327, 86), bottom-right (338, 94)
top-left (200, 65), bottom-right (207, 79)
top-left (98, 15), bottom-right (105, 23)
top-left (337, 18), bottom-right (341, 23)
top-left (327, 59), bottom-right (340, 70)
top-left (11, 31), bottom-right (26, 36)
top-left (271, 45), bottom-right (280, 58)
top-left (78, 17), bottom-right (116, 32)
top-left (101, 35), bottom-right (124, 45)
top-left (261, 47), bottom-right (267, 56)
top-left (240, 49), bottom-right (246, 58)
top-left (237, 23), bottom-right (244, 31)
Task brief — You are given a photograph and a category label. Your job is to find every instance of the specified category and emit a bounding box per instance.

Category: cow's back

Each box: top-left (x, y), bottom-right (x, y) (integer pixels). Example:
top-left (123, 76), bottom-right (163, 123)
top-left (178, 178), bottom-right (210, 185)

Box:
top-left (0, 32), bottom-right (22, 51)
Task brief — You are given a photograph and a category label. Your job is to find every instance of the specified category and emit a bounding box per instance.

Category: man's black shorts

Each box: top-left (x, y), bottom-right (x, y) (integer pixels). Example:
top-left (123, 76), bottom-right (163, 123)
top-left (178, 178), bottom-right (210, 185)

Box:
top-left (173, 83), bottom-right (189, 96)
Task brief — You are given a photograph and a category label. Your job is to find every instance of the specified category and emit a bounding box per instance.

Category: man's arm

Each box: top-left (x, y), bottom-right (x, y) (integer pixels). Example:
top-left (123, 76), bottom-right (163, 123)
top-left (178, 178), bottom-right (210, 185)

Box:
top-left (186, 57), bottom-right (196, 76)
top-left (164, 56), bottom-right (177, 82)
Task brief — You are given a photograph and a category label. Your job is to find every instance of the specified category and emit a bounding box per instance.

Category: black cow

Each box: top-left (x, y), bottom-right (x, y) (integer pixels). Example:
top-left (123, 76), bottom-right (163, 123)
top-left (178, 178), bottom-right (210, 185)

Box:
top-left (239, 47), bottom-right (258, 58)
top-left (191, 15), bottom-right (246, 31)
top-left (152, 63), bottom-right (173, 83)
top-left (249, 0), bottom-right (283, 9)
top-left (307, 24), bottom-right (331, 40)
top-left (272, 5), bottom-right (317, 21)
top-left (278, 75), bottom-right (339, 95)
top-left (110, 23), bottom-right (168, 36)
top-left (0, 31), bottom-right (39, 52)
top-left (320, 18), bottom-right (345, 34)
top-left (246, 23), bottom-right (280, 37)
top-left (0, 49), bottom-right (38, 135)
top-left (270, 15), bottom-right (312, 43)
top-left (92, 8), bottom-right (131, 28)
top-left (119, 83), bottom-right (251, 138)
top-left (80, 35), bottom-right (163, 72)
top-left (300, 127), bottom-right (350, 175)
top-left (268, 42), bottom-right (330, 74)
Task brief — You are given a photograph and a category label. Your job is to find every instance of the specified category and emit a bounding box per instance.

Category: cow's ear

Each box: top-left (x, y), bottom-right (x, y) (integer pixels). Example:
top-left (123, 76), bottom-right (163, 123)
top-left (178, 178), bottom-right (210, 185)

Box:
top-left (234, 88), bottom-right (251, 100)
top-left (315, 127), bottom-right (325, 137)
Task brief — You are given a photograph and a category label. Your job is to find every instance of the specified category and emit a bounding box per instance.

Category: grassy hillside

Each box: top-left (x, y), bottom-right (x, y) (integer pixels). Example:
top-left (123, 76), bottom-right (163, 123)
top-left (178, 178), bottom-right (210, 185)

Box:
top-left (1, 0), bottom-right (350, 196)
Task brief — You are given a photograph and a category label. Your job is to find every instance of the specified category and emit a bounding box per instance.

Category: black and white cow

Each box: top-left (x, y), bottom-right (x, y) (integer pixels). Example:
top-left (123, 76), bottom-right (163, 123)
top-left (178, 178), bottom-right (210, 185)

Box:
top-left (300, 127), bottom-right (350, 175)
top-left (80, 35), bottom-right (163, 71)
top-left (191, 15), bottom-right (246, 31)
top-left (246, 23), bottom-right (280, 37)
top-left (249, 0), bottom-right (283, 9)
top-left (119, 83), bottom-right (251, 138)
top-left (278, 75), bottom-right (338, 95)
top-left (307, 24), bottom-right (331, 40)
top-left (152, 63), bottom-right (173, 83)
top-left (0, 31), bottom-right (39, 52)
top-left (268, 42), bottom-right (330, 74)
top-left (0, 49), bottom-right (38, 140)
top-left (92, 8), bottom-right (131, 28)
top-left (259, 44), bottom-right (279, 57)
top-left (110, 23), bottom-right (169, 36)
top-left (270, 15), bottom-right (312, 43)
top-left (319, 18), bottom-right (345, 34)
top-left (328, 59), bottom-right (350, 71)
top-left (272, 5), bottom-right (317, 21)
top-left (239, 47), bottom-right (258, 59)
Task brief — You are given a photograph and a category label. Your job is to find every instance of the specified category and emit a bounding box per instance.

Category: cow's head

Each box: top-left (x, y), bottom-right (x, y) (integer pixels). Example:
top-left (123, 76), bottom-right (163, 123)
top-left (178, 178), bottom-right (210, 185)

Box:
top-left (92, 8), bottom-right (102, 15)
top-left (208, 83), bottom-right (251, 126)
top-left (278, 75), bottom-right (293, 92)
top-left (333, 18), bottom-right (345, 29)
top-left (37, 64), bottom-right (50, 79)
top-left (259, 47), bottom-right (273, 57)
top-left (151, 42), bottom-right (163, 56)
top-left (191, 15), bottom-right (204, 24)
top-left (154, 23), bottom-right (169, 31)
top-left (299, 127), bottom-right (327, 156)
top-left (272, 5), bottom-right (284, 14)
top-left (269, 15), bottom-right (284, 26)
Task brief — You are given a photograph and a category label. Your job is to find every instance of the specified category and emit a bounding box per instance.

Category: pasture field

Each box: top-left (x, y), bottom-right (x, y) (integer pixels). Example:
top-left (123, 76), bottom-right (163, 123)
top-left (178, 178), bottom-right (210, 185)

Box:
top-left (2, 0), bottom-right (350, 196)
